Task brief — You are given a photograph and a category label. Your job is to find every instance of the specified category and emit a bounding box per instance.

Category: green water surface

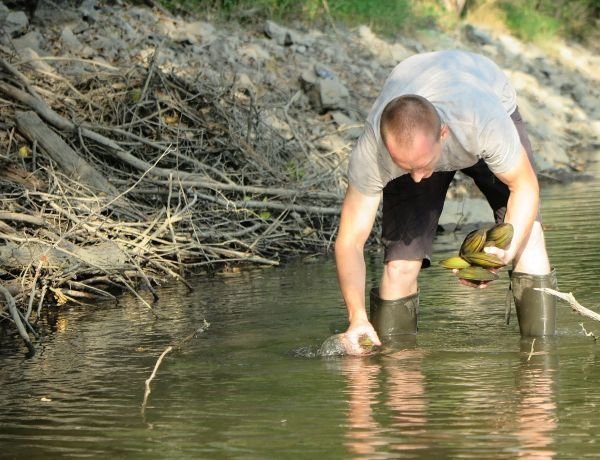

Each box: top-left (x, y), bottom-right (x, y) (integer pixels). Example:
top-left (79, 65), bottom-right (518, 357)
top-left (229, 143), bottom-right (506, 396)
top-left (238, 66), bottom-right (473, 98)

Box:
top-left (1, 173), bottom-right (600, 459)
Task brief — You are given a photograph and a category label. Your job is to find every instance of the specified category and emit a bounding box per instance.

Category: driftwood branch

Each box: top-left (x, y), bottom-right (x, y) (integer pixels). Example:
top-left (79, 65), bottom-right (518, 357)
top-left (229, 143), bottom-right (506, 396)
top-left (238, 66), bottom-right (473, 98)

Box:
top-left (196, 191), bottom-right (340, 215)
top-left (0, 285), bottom-right (35, 356)
top-left (536, 287), bottom-right (600, 322)
top-left (0, 211), bottom-right (47, 227)
top-left (16, 111), bottom-right (117, 195)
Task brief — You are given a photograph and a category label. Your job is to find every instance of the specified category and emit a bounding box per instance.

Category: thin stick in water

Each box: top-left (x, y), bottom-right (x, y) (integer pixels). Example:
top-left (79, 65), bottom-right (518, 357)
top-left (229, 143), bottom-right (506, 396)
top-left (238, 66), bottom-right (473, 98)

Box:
top-left (141, 345), bottom-right (173, 414)
top-left (527, 338), bottom-right (536, 362)
top-left (580, 323), bottom-right (598, 341)
top-left (141, 321), bottom-right (210, 415)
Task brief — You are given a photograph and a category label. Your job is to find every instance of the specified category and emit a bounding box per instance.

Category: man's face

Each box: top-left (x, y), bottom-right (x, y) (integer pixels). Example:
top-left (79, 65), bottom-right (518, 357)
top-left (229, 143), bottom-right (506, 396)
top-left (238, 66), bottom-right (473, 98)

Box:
top-left (385, 127), bottom-right (446, 183)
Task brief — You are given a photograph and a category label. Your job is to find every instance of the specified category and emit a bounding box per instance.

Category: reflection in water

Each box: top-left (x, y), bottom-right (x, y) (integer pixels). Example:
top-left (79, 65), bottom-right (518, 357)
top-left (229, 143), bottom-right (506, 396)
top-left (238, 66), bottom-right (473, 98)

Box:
top-left (342, 340), bottom-right (428, 458)
top-left (339, 337), bottom-right (559, 459)
top-left (343, 358), bottom-right (383, 458)
top-left (517, 339), bottom-right (558, 459)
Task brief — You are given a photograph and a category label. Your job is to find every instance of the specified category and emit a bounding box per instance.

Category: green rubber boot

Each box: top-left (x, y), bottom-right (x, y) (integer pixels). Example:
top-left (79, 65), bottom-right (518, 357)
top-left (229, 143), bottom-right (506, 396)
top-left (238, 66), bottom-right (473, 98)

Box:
top-left (511, 269), bottom-right (557, 337)
top-left (369, 288), bottom-right (418, 337)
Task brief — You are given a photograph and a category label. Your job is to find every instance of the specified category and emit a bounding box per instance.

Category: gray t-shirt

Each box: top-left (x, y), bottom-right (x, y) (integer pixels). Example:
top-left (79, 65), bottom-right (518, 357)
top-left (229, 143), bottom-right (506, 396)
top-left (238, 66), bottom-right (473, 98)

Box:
top-left (348, 50), bottom-right (521, 195)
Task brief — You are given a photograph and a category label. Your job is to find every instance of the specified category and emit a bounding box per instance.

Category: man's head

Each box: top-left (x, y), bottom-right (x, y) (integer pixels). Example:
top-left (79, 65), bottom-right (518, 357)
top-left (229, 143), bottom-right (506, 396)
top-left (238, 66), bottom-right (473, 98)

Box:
top-left (380, 94), bottom-right (447, 182)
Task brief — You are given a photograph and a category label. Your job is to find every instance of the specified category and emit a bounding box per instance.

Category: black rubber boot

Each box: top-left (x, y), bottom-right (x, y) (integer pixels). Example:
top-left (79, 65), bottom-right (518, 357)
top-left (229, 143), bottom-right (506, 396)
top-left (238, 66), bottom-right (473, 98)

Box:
top-left (369, 287), bottom-right (418, 337)
top-left (511, 269), bottom-right (557, 337)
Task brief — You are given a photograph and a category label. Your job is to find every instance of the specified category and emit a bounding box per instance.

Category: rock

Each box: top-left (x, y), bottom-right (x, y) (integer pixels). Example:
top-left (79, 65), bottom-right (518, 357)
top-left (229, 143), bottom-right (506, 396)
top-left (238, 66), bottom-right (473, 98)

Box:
top-left (315, 133), bottom-right (348, 153)
top-left (260, 110), bottom-right (294, 141)
top-left (208, 39), bottom-right (236, 66)
top-left (535, 141), bottom-right (572, 170)
top-left (159, 17), bottom-right (216, 44)
top-left (0, 2), bottom-right (9, 17)
top-left (463, 24), bottom-right (493, 45)
top-left (439, 197), bottom-right (494, 230)
top-left (128, 6), bottom-right (156, 23)
top-left (179, 20), bottom-right (215, 44)
top-left (300, 65), bottom-right (350, 113)
top-left (533, 154), bottom-right (553, 173)
top-left (317, 79), bottom-right (350, 112)
top-left (238, 43), bottom-right (270, 67)
top-left (11, 30), bottom-right (43, 51)
top-left (59, 26), bottom-right (96, 58)
top-left (357, 25), bottom-right (413, 67)
top-left (234, 73), bottom-right (257, 96)
top-left (32, 0), bottom-right (79, 26)
top-left (330, 111), bottom-right (362, 139)
top-left (88, 34), bottom-right (115, 54)
top-left (4, 11), bottom-right (28, 37)
top-left (320, 43), bottom-right (349, 64)
top-left (18, 47), bottom-right (54, 73)
top-left (264, 20), bottom-right (311, 47)
top-left (78, 0), bottom-right (99, 23)
top-left (60, 26), bottom-right (83, 53)
top-left (314, 63), bottom-right (335, 79)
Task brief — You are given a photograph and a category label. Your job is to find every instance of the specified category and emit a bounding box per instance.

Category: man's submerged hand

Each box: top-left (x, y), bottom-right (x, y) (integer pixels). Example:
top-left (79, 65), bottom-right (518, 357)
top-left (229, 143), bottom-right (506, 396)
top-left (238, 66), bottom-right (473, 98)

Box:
top-left (344, 319), bottom-right (382, 355)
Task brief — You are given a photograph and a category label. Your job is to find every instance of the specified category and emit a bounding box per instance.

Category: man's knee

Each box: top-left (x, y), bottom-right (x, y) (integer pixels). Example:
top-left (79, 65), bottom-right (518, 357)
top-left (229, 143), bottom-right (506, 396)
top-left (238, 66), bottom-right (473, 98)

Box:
top-left (514, 221), bottom-right (550, 274)
top-left (384, 258), bottom-right (421, 276)
top-left (380, 259), bottom-right (421, 299)
top-left (525, 221), bottom-right (547, 250)
top-left (381, 259), bottom-right (421, 298)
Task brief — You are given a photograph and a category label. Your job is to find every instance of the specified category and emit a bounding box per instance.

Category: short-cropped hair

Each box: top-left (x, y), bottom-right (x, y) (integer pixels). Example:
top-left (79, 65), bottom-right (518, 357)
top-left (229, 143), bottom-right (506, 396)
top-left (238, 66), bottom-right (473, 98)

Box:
top-left (380, 95), bottom-right (441, 149)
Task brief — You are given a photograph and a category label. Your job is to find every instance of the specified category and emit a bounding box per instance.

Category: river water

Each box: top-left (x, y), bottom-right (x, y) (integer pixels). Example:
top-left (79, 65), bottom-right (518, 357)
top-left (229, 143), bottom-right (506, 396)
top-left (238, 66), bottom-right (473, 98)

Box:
top-left (1, 168), bottom-right (600, 459)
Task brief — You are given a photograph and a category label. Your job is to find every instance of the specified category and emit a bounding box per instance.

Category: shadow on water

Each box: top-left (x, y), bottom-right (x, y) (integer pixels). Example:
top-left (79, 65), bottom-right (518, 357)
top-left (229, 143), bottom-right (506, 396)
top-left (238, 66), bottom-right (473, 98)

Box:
top-left (1, 166), bottom-right (600, 458)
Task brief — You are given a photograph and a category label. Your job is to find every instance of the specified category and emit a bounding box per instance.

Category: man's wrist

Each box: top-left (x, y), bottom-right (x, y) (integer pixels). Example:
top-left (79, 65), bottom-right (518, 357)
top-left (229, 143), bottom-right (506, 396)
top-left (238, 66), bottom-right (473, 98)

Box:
top-left (348, 309), bottom-right (369, 324)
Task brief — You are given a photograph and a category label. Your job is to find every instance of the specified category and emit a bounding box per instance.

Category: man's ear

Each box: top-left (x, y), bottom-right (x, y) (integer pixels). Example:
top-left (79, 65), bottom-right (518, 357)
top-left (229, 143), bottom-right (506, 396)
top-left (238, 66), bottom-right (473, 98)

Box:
top-left (440, 124), bottom-right (449, 140)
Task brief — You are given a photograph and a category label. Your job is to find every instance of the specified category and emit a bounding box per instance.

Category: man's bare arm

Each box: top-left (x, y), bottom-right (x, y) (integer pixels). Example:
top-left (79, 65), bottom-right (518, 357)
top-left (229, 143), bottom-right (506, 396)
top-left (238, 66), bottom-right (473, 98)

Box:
top-left (335, 184), bottom-right (381, 351)
top-left (491, 146), bottom-right (540, 263)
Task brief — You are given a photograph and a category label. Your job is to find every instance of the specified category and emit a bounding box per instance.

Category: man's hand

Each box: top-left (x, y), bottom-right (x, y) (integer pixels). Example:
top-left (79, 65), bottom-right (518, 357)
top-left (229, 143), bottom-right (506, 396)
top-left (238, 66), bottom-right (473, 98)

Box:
top-left (344, 319), bottom-right (382, 355)
top-left (483, 244), bottom-right (514, 266)
top-left (454, 270), bottom-right (495, 289)
top-left (453, 244), bottom-right (514, 289)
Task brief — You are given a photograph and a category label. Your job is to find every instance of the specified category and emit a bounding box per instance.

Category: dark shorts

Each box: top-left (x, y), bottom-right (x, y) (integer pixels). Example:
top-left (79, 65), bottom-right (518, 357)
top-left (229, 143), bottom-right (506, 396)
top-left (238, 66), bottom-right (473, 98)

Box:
top-left (381, 107), bottom-right (537, 267)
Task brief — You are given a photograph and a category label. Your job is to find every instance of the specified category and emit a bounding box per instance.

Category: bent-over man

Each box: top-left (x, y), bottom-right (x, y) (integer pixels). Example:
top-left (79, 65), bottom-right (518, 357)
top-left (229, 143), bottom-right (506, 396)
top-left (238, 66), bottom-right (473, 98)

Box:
top-left (335, 49), bottom-right (556, 355)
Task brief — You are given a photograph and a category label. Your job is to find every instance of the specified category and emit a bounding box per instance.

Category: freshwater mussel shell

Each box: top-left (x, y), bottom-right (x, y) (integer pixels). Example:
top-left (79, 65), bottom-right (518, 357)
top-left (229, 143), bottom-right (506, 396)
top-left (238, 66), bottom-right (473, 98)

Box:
top-left (439, 256), bottom-right (471, 269)
top-left (456, 266), bottom-right (499, 283)
top-left (462, 251), bottom-right (505, 269)
top-left (459, 228), bottom-right (487, 256)
top-left (485, 223), bottom-right (514, 249)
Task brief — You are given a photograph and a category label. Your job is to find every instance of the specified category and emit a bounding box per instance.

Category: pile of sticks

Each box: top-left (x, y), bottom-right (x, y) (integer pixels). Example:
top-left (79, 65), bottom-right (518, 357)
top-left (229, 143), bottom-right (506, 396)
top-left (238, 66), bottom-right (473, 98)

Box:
top-left (0, 45), bottom-right (348, 352)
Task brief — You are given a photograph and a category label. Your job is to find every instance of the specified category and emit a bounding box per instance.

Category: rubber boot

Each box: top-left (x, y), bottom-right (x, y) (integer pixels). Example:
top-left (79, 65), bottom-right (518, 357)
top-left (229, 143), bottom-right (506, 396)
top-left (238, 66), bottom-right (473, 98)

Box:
top-left (511, 269), bottom-right (557, 337)
top-left (369, 287), bottom-right (418, 337)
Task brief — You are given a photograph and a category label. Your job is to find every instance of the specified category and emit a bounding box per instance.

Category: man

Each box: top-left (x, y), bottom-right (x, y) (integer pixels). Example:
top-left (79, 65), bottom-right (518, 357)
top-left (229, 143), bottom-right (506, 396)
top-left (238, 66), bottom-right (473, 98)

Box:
top-left (335, 50), bottom-right (557, 355)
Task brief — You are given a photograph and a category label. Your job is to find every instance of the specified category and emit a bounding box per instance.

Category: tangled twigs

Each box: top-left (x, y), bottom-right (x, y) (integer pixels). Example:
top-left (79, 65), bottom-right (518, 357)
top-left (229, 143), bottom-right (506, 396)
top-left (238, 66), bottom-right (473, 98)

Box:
top-left (0, 41), bottom-right (347, 349)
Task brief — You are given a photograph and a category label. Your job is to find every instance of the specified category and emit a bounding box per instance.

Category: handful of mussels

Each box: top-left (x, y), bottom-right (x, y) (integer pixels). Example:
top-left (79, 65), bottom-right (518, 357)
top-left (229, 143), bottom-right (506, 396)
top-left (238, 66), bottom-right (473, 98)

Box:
top-left (439, 223), bottom-right (513, 284)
